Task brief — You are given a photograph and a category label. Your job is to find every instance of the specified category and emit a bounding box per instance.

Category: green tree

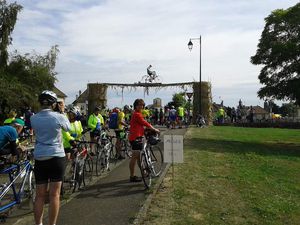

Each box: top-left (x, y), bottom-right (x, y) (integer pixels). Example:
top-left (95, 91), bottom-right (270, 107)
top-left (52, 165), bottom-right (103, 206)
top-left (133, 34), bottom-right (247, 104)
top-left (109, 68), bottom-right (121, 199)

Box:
top-left (0, 1), bottom-right (59, 122)
top-left (0, 46), bottom-right (59, 110)
top-left (0, 0), bottom-right (22, 67)
top-left (251, 3), bottom-right (300, 105)
top-left (280, 102), bottom-right (297, 117)
top-left (167, 92), bottom-right (186, 108)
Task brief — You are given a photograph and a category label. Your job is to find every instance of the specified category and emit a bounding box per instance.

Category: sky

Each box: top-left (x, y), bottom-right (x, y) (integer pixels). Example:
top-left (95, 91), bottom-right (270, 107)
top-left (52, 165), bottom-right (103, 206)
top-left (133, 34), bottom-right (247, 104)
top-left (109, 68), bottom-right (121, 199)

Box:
top-left (7, 0), bottom-right (300, 108)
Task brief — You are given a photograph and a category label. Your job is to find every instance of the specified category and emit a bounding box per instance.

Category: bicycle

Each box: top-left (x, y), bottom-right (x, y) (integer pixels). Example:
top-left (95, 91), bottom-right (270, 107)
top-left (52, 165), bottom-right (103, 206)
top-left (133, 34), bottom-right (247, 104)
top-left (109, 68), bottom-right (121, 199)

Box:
top-left (65, 141), bottom-right (93, 192)
top-left (95, 129), bottom-right (113, 176)
top-left (138, 133), bottom-right (163, 189)
top-left (119, 127), bottom-right (132, 159)
top-left (0, 148), bottom-right (35, 218)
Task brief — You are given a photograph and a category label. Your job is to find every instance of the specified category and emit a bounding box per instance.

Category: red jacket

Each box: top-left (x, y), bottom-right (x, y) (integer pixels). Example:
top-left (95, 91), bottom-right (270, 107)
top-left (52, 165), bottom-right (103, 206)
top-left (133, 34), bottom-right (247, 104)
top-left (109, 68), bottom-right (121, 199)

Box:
top-left (129, 111), bottom-right (151, 141)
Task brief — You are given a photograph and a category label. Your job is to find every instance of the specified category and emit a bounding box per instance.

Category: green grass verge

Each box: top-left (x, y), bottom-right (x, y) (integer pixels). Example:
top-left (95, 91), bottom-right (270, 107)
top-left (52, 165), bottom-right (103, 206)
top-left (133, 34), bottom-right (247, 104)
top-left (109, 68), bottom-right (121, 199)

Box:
top-left (143, 126), bottom-right (300, 225)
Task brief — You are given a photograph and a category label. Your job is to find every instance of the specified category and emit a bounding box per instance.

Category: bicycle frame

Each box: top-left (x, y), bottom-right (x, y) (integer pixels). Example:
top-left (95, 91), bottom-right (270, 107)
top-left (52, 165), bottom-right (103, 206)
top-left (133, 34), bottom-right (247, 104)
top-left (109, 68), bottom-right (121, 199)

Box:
top-left (96, 131), bottom-right (112, 171)
top-left (71, 143), bottom-right (88, 180)
top-left (0, 160), bottom-right (34, 213)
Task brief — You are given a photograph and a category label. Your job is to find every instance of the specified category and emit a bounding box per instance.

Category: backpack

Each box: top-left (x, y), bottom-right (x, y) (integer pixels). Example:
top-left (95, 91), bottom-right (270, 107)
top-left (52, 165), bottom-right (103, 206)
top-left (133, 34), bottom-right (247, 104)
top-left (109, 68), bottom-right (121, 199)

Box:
top-left (109, 112), bottom-right (118, 129)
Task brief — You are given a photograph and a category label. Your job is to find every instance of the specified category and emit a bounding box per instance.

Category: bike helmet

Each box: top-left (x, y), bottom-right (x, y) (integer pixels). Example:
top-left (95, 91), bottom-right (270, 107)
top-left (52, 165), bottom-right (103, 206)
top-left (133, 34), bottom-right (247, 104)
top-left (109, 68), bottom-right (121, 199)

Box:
top-left (68, 106), bottom-right (78, 115)
top-left (113, 107), bottom-right (120, 113)
top-left (38, 90), bottom-right (57, 105)
top-left (12, 118), bottom-right (25, 127)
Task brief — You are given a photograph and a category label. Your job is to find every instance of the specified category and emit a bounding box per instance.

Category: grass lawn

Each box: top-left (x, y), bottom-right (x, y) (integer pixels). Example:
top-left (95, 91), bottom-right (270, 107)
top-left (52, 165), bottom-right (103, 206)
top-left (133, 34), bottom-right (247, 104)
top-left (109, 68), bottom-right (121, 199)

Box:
top-left (143, 126), bottom-right (300, 225)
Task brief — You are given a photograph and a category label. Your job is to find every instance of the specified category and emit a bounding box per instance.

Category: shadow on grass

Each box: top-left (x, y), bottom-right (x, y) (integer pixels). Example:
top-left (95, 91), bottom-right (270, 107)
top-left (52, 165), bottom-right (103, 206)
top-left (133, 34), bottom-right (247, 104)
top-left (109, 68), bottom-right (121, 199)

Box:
top-left (187, 138), bottom-right (300, 157)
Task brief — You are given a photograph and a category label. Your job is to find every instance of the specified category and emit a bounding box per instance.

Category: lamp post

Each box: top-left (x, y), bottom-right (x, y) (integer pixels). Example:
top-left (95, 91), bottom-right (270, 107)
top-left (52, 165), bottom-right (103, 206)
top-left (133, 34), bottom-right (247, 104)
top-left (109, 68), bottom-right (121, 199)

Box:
top-left (188, 36), bottom-right (202, 117)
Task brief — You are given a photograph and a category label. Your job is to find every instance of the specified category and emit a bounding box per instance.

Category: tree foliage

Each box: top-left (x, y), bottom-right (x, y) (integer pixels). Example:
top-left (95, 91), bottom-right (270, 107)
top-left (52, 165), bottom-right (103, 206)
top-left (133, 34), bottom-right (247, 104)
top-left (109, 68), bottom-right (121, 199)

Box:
top-left (251, 3), bottom-right (300, 105)
top-left (280, 102), bottom-right (298, 117)
top-left (0, 46), bottom-right (59, 111)
top-left (167, 92), bottom-right (187, 108)
top-left (0, 1), bottom-right (59, 118)
top-left (0, 0), bottom-right (22, 67)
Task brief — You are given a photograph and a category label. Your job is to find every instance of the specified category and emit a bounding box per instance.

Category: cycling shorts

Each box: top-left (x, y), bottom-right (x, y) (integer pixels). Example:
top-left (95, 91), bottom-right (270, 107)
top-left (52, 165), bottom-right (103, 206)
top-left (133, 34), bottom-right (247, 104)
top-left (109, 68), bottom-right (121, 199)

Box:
top-left (34, 157), bottom-right (66, 184)
top-left (169, 115), bottom-right (176, 121)
top-left (64, 147), bottom-right (73, 154)
top-left (130, 139), bottom-right (143, 150)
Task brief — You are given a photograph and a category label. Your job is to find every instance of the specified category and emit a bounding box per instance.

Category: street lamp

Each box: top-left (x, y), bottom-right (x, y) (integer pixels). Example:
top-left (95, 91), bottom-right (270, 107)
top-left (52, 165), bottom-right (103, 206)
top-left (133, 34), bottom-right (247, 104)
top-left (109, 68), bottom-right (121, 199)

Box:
top-left (188, 36), bottom-right (202, 117)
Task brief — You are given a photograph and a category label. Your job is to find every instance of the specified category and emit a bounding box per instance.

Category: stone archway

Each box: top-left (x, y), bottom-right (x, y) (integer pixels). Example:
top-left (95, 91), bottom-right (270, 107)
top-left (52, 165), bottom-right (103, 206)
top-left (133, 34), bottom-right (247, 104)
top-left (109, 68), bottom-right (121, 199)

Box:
top-left (85, 81), bottom-right (212, 123)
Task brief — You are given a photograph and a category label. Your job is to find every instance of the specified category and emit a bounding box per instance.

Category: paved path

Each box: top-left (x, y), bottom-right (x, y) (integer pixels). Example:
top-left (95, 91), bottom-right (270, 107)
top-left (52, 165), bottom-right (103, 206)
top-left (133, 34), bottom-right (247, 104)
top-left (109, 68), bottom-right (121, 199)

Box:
top-left (5, 127), bottom-right (187, 225)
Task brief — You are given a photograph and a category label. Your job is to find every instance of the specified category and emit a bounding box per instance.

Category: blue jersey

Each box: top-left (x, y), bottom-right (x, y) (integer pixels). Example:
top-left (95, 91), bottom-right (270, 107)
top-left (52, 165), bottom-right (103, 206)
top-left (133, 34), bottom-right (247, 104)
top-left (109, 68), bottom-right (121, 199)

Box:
top-left (31, 109), bottom-right (71, 159)
top-left (0, 126), bottom-right (18, 150)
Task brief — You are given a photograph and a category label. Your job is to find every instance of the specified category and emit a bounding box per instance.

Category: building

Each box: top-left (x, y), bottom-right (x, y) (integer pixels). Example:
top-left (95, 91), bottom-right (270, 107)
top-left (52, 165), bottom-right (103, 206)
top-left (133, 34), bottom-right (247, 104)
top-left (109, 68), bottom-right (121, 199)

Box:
top-left (72, 90), bottom-right (88, 115)
top-left (153, 98), bottom-right (162, 108)
top-left (52, 86), bottom-right (67, 102)
top-left (251, 106), bottom-right (270, 121)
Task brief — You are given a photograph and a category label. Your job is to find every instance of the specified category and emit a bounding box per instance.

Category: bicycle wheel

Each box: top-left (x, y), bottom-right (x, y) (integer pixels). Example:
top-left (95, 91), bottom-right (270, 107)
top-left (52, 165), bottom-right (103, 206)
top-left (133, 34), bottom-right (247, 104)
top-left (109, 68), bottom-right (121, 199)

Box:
top-left (25, 169), bottom-right (36, 209)
top-left (84, 156), bottom-right (93, 181)
top-left (126, 140), bottom-right (133, 158)
top-left (139, 153), bottom-right (152, 189)
top-left (119, 139), bottom-right (132, 158)
top-left (119, 140), bottom-right (127, 158)
top-left (109, 140), bottom-right (116, 161)
top-left (73, 160), bottom-right (85, 192)
top-left (149, 145), bottom-right (163, 177)
top-left (95, 150), bottom-right (105, 176)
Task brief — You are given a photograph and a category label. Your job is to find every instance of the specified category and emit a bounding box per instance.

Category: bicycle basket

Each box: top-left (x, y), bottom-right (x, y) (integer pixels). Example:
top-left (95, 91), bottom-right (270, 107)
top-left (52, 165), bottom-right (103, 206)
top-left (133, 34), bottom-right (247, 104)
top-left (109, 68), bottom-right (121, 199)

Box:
top-left (148, 135), bottom-right (160, 145)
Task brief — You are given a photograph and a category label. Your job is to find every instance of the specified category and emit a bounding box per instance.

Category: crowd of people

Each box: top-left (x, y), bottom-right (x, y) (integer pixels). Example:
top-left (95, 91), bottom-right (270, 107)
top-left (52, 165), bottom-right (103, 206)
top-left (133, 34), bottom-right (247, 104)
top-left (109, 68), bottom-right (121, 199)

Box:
top-left (0, 90), bottom-right (164, 225)
top-left (0, 89), bottom-right (203, 225)
top-left (215, 106), bottom-right (255, 124)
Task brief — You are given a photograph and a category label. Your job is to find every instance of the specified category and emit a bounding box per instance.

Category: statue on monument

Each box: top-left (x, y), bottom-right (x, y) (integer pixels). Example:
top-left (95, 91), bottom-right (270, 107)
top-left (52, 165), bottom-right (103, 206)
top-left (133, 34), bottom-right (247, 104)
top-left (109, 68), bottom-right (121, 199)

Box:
top-left (141, 65), bottom-right (160, 83)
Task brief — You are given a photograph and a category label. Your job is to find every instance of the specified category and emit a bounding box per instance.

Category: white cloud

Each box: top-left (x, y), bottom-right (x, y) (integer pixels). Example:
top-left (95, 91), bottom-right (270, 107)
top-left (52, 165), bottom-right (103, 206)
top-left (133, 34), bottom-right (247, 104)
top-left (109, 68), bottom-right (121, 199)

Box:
top-left (8, 0), bottom-right (300, 107)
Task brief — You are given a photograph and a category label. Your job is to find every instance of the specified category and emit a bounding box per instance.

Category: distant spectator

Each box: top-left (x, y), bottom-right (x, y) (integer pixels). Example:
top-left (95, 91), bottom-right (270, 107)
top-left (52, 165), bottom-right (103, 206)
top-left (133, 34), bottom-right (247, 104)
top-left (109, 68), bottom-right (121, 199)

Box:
top-left (4, 109), bottom-right (17, 125)
top-left (231, 107), bottom-right (237, 123)
top-left (249, 106), bottom-right (254, 123)
top-left (237, 108), bottom-right (242, 121)
top-left (217, 107), bottom-right (225, 124)
top-left (159, 108), bottom-right (164, 125)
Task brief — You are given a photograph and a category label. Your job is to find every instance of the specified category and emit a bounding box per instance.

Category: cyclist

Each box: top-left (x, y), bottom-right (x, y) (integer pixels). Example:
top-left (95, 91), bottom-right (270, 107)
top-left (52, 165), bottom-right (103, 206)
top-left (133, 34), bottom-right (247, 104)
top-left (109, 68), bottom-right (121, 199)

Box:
top-left (169, 106), bottom-right (177, 129)
top-left (31, 90), bottom-right (71, 225)
top-left (177, 106), bottom-right (184, 128)
top-left (114, 108), bottom-right (127, 160)
top-left (54, 97), bottom-right (66, 114)
top-left (88, 106), bottom-right (104, 155)
top-left (0, 118), bottom-right (25, 160)
top-left (146, 65), bottom-right (157, 82)
top-left (142, 106), bottom-right (151, 122)
top-left (129, 99), bottom-right (159, 182)
top-left (124, 105), bottom-right (131, 123)
top-left (3, 109), bottom-right (17, 125)
top-left (24, 107), bottom-right (34, 143)
top-left (63, 107), bottom-right (83, 160)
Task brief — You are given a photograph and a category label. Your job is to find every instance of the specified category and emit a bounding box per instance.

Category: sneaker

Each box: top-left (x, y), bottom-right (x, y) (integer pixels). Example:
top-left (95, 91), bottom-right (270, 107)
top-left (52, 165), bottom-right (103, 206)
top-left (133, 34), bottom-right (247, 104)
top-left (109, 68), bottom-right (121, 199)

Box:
top-left (130, 176), bottom-right (142, 182)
